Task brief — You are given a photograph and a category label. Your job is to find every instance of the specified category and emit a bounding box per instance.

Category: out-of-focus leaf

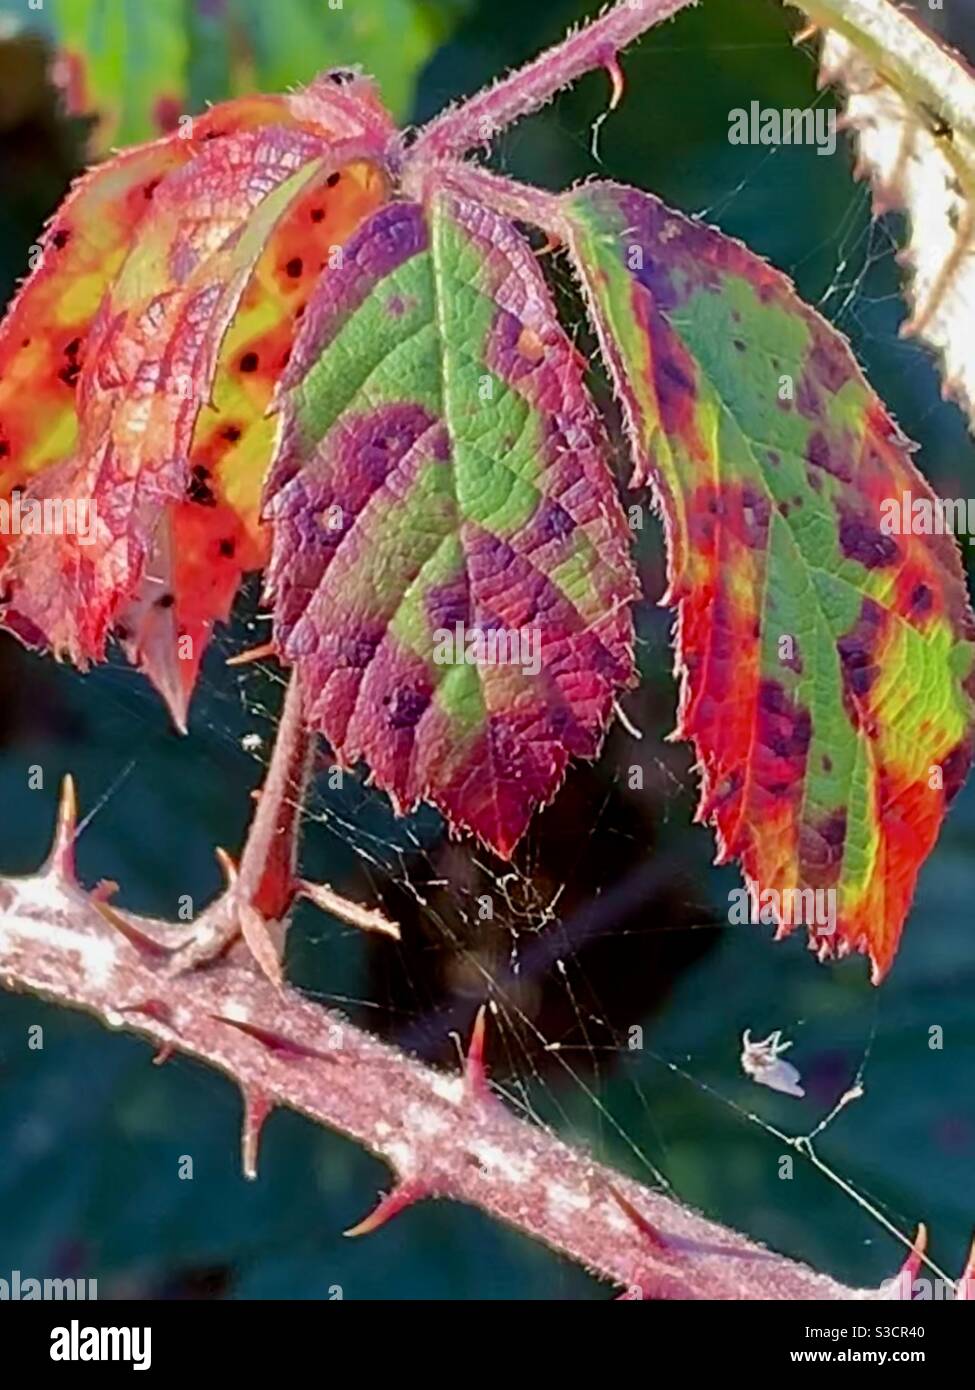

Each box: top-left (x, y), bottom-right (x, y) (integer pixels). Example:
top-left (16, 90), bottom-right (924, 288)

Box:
top-left (0, 0), bottom-right (460, 157)
top-left (0, 0), bottom-right (189, 151)
top-left (265, 192), bottom-right (638, 857)
top-left (790, 0), bottom-right (975, 432)
top-left (562, 181), bottom-right (975, 979)
top-left (227, 0), bottom-right (453, 127)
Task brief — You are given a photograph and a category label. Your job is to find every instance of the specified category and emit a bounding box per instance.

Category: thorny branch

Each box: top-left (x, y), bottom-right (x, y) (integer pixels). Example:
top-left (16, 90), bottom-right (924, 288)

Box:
top-left (1, 0), bottom-right (974, 1302)
top-left (2, 780), bottom-right (972, 1299)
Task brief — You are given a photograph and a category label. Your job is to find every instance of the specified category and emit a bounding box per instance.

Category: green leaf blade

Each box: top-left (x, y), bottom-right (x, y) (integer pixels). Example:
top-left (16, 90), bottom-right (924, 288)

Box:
top-left (267, 192), bottom-right (638, 857)
top-left (563, 180), bottom-right (975, 978)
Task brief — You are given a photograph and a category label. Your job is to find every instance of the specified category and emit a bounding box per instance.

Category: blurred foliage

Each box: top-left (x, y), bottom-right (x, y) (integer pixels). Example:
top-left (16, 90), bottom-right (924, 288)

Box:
top-left (0, 0), bottom-right (973, 1301)
top-left (0, 0), bottom-right (467, 152)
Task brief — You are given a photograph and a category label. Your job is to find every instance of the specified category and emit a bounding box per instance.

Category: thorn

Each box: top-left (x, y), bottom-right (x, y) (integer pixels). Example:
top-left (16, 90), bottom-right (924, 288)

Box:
top-left (606, 1183), bottom-right (673, 1257)
top-left (226, 641), bottom-right (277, 668)
top-left (956, 1234), bottom-right (975, 1300)
top-left (602, 49), bottom-right (625, 111)
top-left (241, 1086), bottom-right (273, 1180)
top-left (884, 1223), bottom-right (928, 1295)
top-left (215, 847), bottom-right (238, 887)
top-left (152, 1043), bottom-right (176, 1066)
top-left (465, 1003), bottom-right (490, 1100)
top-left (343, 1180), bottom-right (429, 1238)
top-left (120, 997), bottom-right (174, 1026)
top-left (44, 774), bottom-right (77, 880)
top-left (900, 1223), bottom-right (927, 1284)
top-left (91, 897), bottom-right (173, 959)
top-left (158, 677), bottom-right (190, 736)
top-left (91, 879), bottom-right (120, 904)
top-left (297, 880), bottom-right (400, 940)
top-left (211, 1013), bottom-right (337, 1061)
top-left (237, 900), bottom-right (284, 988)
top-left (793, 22), bottom-right (819, 44)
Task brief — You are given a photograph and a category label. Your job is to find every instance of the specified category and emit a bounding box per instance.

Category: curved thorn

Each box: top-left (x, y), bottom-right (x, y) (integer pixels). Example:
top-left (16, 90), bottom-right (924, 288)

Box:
top-left (343, 1180), bottom-right (429, 1238)
top-left (214, 847), bottom-right (238, 887)
top-left (44, 774), bottom-right (78, 881)
top-left (901, 1222), bottom-right (928, 1282)
top-left (884, 1223), bottom-right (928, 1297)
top-left (603, 50), bottom-right (625, 111)
top-left (465, 1003), bottom-right (490, 1100)
top-left (91, 898), bottom-right (174, 959)
top-left (241, 1086), bottom-right (274, 1180)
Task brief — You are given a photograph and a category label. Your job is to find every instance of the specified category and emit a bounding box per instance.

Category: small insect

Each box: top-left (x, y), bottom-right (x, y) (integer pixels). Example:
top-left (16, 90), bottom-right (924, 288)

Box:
top-left (740, 1028), bottom-right (805, 1098)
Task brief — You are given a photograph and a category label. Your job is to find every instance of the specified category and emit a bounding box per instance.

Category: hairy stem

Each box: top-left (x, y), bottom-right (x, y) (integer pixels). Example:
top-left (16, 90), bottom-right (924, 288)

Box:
top-left (0, 801), bottom-right (896, 1300)
top-left (411, 0), bottom-right (699, 164)
top-left (788, 0), bottom-right (975, 148)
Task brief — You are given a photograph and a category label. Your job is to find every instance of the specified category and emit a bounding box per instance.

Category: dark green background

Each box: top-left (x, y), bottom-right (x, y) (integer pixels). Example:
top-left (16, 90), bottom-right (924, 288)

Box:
top-left (0, 0), bottom-right (972, 1299)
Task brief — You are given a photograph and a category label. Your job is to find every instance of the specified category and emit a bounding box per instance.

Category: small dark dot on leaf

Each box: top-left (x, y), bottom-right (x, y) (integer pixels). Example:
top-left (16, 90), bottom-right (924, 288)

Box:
top-left (326, 172), bottom-right (341, 187)
top-left (21, 338), bottom-right (30, 348)
top-left (64, 337), bottom-right (81, 358)
top-left (221, 425), bottom-right (242, 443)
top-left (155, 593), bottom-right (175, 610)
top-left (0, 442), bottom-right (9, 459)
top-left (310, 208), bottom-right (325, 222)
top-left (52, 229), bottom-right (70, 250)
top-left (240, 352), bottom-right (259, 373)
top-left (218, 538), bottom-right (235, 557)
top-left (286, 257), bottom-right (303, 278)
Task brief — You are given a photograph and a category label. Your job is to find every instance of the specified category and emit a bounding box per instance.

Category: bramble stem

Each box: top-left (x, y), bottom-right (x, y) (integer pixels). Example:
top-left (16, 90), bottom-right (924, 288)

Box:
top-left (410, 0), bottom-right (700, 164)
top-left (0, 843), bottom-right (872, 1299)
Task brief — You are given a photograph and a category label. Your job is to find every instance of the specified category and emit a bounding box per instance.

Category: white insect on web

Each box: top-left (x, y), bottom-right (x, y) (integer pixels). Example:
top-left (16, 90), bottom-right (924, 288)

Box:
top-left (740, 1028), bottom-right (805, 1098)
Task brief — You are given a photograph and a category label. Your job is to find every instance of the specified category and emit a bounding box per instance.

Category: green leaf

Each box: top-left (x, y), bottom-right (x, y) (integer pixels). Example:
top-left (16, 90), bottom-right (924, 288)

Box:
top-left (265, 189), bottom-right (638, 857)
top-left (562, 180), bottom-right (975, 979)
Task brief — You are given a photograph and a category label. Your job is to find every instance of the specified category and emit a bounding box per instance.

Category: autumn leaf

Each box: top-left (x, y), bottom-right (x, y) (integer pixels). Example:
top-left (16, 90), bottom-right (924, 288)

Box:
top-left (0, 0), bottom-right (969, 976)
top-left (264, 191), bottom-right (638, 857)
top-left (562, 181), bottom-right (975, 979)
top-left (0, 79), bottom-right (393, 724)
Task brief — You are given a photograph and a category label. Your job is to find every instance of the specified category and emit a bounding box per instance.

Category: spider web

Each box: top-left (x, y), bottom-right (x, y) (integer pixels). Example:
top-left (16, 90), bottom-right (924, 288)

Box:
top-left (74, 30), bottom-right (970, 1298)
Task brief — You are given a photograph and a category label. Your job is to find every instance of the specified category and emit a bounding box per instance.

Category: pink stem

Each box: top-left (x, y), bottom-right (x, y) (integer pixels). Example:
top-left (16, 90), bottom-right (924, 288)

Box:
top-left (410, 0), bottom-right (699, 164)
top-left (0, 858), bottom-right (866, 1299)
